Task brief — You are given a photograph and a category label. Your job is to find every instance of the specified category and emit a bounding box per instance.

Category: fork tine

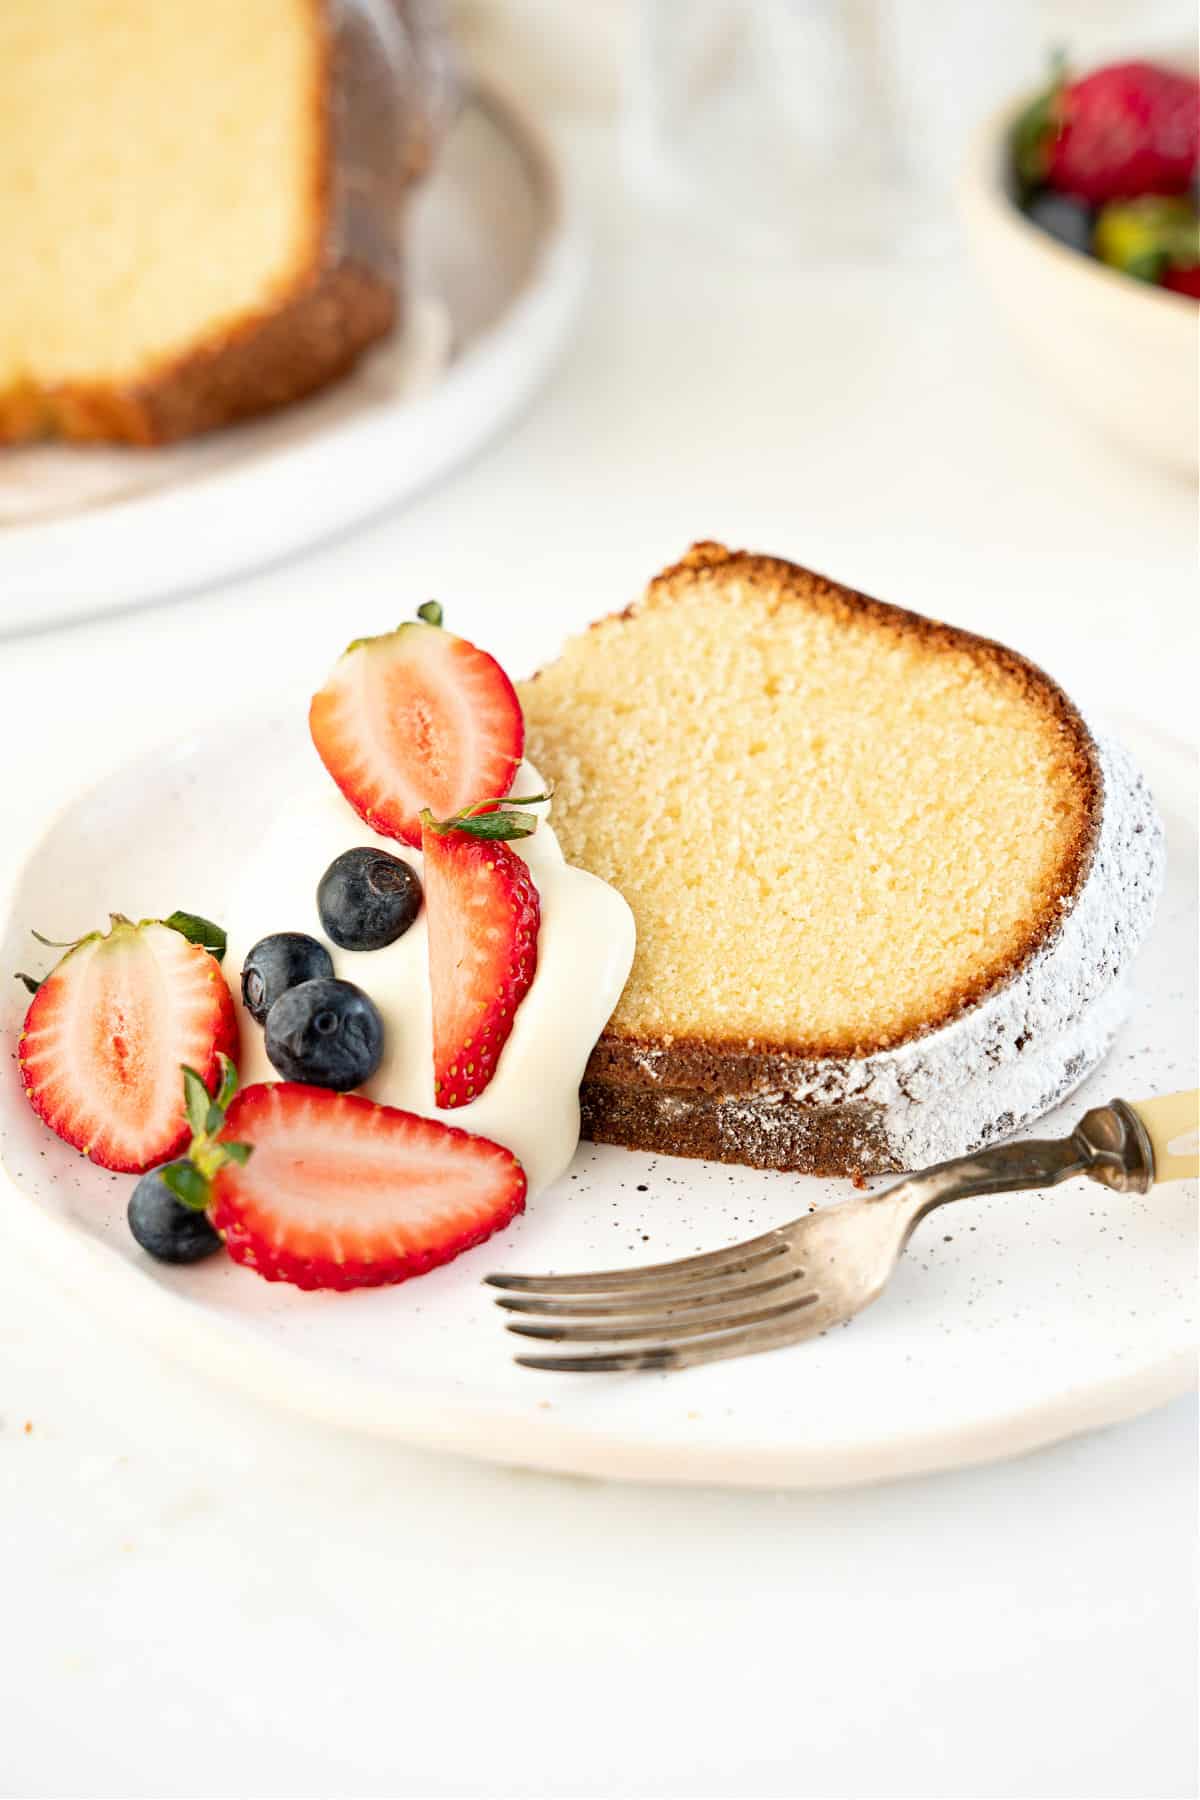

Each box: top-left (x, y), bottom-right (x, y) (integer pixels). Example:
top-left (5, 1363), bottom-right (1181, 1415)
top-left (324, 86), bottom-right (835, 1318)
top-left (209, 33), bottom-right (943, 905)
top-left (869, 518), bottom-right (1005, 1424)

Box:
top-left (493, 1264), bottom-right (806, 1319)
top-left (505, 1288), bottom-right (819, 1346)
top-left (514, 1298), bottom-right (841, 1373)
top-left (484, 1224), bottom-right (793, 1294)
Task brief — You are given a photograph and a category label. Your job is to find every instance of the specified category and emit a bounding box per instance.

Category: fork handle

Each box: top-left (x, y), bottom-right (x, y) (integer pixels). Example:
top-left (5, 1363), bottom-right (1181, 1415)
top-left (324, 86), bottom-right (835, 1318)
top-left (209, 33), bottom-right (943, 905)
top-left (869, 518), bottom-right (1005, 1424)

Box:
top-left (898, 1092), bottom-right (1194, 1240)
top-left (992, 1092), bottom-right (1200, 1195)
top-left (1129, 1092), bottom-right (1199, 1183)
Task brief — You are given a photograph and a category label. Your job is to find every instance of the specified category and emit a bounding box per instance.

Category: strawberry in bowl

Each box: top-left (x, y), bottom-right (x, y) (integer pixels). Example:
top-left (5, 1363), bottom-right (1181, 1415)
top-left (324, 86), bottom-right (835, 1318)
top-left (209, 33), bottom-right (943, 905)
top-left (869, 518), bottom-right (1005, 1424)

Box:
top-left (1012, 57), bottom-right (1200, 297)
top-left (960, 53), bottom-right (1199, 471)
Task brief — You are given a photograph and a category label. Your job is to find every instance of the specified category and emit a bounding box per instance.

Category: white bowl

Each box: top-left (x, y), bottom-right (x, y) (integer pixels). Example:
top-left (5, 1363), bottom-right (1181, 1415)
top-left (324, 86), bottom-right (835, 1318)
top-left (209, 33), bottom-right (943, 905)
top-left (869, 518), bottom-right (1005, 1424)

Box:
top-left (959, 92), bottom-right (1198, 476)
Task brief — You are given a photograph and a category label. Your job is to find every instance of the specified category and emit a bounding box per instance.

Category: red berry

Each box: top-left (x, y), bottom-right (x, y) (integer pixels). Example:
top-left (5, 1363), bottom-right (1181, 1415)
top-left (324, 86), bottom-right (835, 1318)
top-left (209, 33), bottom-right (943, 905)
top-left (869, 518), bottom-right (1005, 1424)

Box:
top-left (309, 616), bottom-right (524, 848)
top-left (210, 1083), bottom-right (526, 1289)
top-left (19, 919), bottom-right (238, 1173)
top-left (1048, 62), bottom-right (1200, 204)
top-left (1162, 264), bottom-right (1200, 298)
top-left (421, 820), bottom-right (540, 1109)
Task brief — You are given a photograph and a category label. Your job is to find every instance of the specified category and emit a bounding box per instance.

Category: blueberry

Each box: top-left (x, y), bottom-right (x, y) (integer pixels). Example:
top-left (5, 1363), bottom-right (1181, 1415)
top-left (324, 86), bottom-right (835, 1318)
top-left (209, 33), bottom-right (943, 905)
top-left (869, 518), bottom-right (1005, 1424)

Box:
top-left (264, 977), bottom-right (384, 1090)
top-left (1024, 191), bottom-right (1093, 255)
top-left (128, 1165), bottom-right (222, 1264)
top-left (242, 932), bottom-right (334, 1024)
top-left (317, 847), bottom-right (423, 951)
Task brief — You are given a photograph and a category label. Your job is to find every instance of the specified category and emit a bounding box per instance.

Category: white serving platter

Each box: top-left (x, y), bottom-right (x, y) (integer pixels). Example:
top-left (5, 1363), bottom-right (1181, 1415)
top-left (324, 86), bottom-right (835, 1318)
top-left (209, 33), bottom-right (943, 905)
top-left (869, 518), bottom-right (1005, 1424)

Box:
top-left (0, 84), bottom-right (585, 632)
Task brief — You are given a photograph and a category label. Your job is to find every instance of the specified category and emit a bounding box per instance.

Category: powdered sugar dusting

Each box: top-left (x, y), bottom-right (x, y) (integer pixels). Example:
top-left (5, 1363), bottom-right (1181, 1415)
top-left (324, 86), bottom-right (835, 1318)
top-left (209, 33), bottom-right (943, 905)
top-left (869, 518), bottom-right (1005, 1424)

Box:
top-left (839, 732), bottom-right (1160, 1164)
top-left (621, 731), bottom-right (1163, 1173)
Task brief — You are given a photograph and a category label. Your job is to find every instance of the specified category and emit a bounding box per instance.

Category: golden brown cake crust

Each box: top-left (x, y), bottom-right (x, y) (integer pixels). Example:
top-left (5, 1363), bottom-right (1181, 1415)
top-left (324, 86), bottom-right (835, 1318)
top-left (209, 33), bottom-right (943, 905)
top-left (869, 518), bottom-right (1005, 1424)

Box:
top-left (0, 0), bottom-right (405, 447)
top-left (580, 1079), bottom-right (896, 1178)
top-left (527, 542), bottom-right (1103, 1092)
top-left (0, 263), bottom-right (396, 447)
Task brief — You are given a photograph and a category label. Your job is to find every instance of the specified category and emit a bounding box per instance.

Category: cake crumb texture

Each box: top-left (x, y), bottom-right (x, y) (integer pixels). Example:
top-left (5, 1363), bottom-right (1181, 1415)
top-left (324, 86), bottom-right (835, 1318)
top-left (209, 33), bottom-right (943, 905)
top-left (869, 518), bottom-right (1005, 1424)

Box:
top-left (521, 545), bottom-right (1099, 1059)
top-left (0, 0), bottom-right (408, 444)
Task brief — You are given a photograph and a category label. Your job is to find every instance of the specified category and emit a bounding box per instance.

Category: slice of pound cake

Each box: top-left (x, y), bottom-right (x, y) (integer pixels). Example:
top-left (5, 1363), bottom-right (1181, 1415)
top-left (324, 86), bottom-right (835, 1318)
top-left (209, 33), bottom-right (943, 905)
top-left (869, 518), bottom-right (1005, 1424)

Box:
top-left (0, 0), bottom-right (446, 445)
top-left (520, 544), bottom-right (1163, 1176)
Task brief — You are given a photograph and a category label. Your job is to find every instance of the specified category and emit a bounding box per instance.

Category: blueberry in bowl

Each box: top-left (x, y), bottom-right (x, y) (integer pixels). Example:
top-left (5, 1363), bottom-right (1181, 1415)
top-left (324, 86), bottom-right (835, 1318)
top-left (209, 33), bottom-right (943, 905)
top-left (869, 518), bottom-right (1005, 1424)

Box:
top-left (264, 977), bottom-right (384, 1090)
top-left (1022, 190), bottom-right (1092, 255)
top-left (317, 847), bottom-right (423, 951)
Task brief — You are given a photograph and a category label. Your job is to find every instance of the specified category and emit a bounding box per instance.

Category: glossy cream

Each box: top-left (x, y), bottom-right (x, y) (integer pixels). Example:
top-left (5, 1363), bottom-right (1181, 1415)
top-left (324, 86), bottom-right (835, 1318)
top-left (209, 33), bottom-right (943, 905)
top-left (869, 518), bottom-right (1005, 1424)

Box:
top-left (220, 766), bottom-right (635, 1197)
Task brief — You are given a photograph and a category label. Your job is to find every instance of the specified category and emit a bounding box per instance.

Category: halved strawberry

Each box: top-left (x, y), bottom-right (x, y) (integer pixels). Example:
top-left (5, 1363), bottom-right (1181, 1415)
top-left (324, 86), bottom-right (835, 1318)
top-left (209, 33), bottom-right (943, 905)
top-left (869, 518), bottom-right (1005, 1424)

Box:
top-left (18, 915), bottom-right (238, 1173)
top-left (209, 1082), bottom-right (526, 1289)
top-left (421, 802), bottom-right (543, 1109)
top-left (308, 605), bottom-right (524, 848)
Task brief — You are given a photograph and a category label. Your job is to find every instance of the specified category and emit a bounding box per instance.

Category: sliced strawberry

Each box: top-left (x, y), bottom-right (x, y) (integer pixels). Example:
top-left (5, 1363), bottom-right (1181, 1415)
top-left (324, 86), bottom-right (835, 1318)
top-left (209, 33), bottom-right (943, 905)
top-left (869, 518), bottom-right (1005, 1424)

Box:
top-left (19, 917), bottom-right (238, 1173)
top-left (308, 610), bottom-right (524, 848)
top-left (421, 813), bottom-right (541, 1109)
top-left (210, 1082), bottom-right (526, 1289)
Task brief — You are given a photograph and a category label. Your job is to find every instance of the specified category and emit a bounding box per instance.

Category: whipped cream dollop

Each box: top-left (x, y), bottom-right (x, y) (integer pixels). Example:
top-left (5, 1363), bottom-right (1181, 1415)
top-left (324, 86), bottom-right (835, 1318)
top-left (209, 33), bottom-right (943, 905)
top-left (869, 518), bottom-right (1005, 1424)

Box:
top-left (221, 764), bottom-right (635, 1197)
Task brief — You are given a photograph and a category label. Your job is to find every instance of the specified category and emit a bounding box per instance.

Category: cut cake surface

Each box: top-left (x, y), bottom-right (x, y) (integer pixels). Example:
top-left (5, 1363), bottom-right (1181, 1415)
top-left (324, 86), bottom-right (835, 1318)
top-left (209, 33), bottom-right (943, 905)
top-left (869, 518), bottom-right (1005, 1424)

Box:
top-left (0, 0), bottom-right (439, 445)
top-left (519, 544), bottom-right (1162, 1175)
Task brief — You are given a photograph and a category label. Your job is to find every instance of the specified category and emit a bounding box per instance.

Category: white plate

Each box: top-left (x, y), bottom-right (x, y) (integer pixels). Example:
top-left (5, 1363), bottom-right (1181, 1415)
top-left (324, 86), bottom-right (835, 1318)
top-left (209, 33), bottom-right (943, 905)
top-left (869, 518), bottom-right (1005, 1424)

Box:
top-left (0, 84), bottom-right (585, 632)
top-left (0, 715), bottom-right (1195, 1489)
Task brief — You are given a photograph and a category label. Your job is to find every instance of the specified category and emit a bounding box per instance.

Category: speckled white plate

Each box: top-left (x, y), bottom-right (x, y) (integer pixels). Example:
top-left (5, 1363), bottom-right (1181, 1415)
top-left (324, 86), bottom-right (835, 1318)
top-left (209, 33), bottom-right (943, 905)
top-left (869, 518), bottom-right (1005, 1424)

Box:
top-left (0, 83), bottom-right (585, 632)
top-left (0, 714), bottom-right (1194, 1488)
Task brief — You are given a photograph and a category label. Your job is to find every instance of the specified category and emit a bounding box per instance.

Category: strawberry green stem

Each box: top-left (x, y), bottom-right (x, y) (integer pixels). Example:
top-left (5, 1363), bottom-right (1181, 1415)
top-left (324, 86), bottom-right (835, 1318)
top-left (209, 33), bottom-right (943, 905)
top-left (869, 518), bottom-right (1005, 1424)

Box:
top-left (420, 788), bottom-right (553, 843)
top-left (163, 1054), bottom-right (253, 1212)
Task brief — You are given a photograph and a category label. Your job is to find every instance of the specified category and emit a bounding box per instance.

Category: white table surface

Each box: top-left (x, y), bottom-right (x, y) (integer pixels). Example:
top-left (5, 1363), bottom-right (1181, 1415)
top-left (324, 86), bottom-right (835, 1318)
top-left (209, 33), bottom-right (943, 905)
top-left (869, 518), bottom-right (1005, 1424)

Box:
top-left (1, 121), bottom-right (1196, 1799)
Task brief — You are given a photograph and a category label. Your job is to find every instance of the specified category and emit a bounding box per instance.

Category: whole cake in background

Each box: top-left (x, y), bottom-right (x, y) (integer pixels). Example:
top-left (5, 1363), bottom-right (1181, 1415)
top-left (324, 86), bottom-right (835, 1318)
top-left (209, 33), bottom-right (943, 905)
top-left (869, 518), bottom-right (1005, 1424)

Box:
top-left (0, 0), bottom-right (452, 446)
top-left (520, 543), bottom-right (1164, 1177)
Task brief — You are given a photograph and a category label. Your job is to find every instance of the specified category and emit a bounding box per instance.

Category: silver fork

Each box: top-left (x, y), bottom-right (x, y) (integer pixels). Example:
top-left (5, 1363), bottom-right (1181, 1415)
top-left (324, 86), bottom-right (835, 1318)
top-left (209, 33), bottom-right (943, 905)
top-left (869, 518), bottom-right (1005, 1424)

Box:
top-left (485, 1098), bottom-right (1161, 1373)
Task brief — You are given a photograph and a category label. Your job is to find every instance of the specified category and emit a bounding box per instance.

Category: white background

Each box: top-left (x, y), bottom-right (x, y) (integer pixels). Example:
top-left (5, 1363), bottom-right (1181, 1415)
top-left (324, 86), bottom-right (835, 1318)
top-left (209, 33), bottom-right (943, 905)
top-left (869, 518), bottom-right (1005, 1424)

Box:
top-left (2, 61), bottom-right (1197, 1800)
